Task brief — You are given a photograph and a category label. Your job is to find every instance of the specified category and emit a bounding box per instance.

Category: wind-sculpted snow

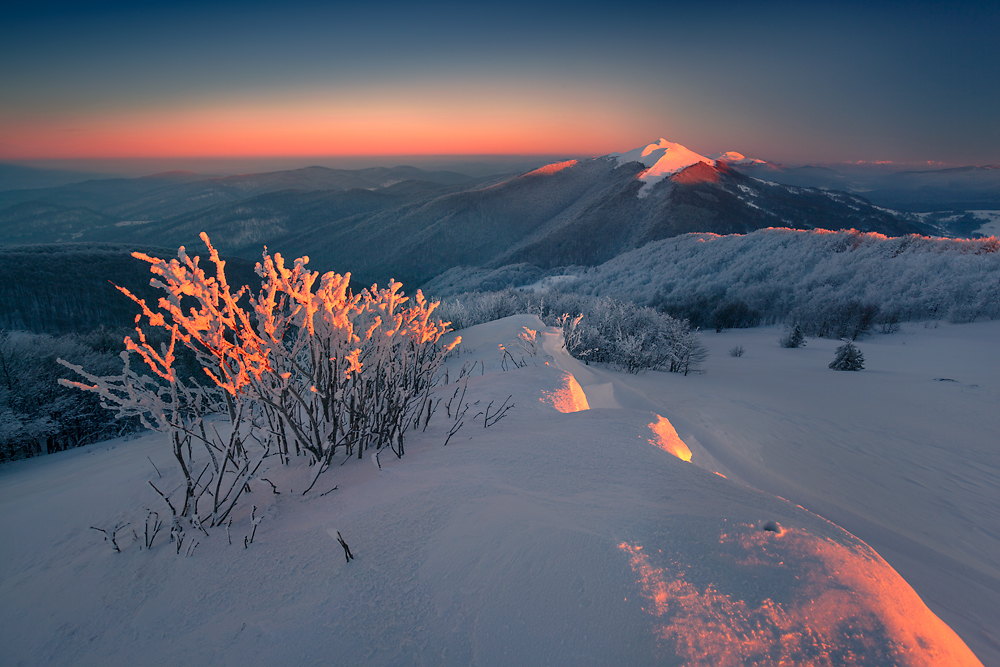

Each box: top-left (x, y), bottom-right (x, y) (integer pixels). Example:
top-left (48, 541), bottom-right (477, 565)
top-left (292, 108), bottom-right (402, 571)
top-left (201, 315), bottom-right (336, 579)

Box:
top-left (647, 414), bottom-right (692, 462)
top-left (620, 526), bottom-right (980, 667)
top-left (539, 371), bottom-right (590, 413)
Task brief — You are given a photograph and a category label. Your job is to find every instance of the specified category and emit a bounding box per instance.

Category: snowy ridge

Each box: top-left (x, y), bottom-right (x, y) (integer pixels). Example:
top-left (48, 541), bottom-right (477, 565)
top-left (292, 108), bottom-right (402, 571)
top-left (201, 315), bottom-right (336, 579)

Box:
top-left (610, 138), bottom-right (715, 197)
top-left (522, 159), bottom-right (578, 177)
top-left (710, 150), bottom-right (768, 166)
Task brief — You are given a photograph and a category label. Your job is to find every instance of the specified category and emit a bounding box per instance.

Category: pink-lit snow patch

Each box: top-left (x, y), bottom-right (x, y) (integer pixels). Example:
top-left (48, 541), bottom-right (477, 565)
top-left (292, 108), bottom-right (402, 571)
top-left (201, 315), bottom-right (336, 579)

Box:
top-left (647, 414), bottom-right (692, 462)
top-left (619, 526), bottom-right (983, 667)
top-left (523, 160), bottom-right (578, 177)
top-left (611, 138), bottom-right (715, 197)
top-left (710, 150), bottom-right (767, 166)
top-left (539, 372), bottom-right (590, 413)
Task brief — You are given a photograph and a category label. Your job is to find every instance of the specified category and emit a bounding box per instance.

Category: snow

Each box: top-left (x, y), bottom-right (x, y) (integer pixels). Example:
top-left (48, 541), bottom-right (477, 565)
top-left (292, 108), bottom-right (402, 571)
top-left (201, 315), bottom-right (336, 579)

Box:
top-left (610, 138), bottom-right (715, 197)
top-left (969, 209), bottom-right (1000, 237)
top-left (517, 273), bottom-right (579, 293)
top-left (522, 160), bottom-right (578, 177)
top-left (546, 319), bottom-right (1000, 666)
top-left (711, 150), bottom-right (768, 166)
top-left (0, 315), bottom-right (991, 666)
top-left (556, 228), bottom-right (1000, 326)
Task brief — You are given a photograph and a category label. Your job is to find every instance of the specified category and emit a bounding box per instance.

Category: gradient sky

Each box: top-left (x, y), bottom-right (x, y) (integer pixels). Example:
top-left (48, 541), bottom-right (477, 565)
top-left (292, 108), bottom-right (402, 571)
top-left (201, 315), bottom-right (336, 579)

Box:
top-left (2, 0), bottom-right (998, 167)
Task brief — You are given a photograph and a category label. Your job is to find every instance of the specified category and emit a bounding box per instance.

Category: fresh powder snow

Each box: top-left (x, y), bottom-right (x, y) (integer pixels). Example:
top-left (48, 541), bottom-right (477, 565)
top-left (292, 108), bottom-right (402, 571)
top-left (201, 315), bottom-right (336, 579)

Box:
top-left (0, 315), bottom-right (991, 666)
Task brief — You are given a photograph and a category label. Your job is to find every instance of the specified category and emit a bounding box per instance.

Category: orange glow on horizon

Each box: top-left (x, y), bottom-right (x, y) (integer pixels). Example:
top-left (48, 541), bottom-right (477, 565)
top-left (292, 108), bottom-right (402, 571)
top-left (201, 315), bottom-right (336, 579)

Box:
top-left (0, 89), bottom-right (641, 160)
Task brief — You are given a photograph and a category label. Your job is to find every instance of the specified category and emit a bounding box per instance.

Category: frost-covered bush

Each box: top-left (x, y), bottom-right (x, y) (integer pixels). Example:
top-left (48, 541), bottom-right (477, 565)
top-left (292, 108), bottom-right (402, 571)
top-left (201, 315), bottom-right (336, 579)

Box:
top-left (437, 290), bottom-right (705, 375)
top-left (829, 341), bottom-right (865, 371)
top-left (440, 289), bottom-right (537, 330)
top-left (779, 325), bottom-right (806, 348)
top-left (564, 297), bottom-right (705, 374)
top-left (60, 234), bottom-right (457, 546)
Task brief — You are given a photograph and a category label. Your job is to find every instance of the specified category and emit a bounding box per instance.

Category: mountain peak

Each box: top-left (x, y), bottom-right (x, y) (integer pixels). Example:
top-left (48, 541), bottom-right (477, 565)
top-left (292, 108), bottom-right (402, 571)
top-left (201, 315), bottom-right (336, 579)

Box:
top-left (710, 151), bottom-right (768, 166)
top-left (610, 139), bottom-right (715, 197)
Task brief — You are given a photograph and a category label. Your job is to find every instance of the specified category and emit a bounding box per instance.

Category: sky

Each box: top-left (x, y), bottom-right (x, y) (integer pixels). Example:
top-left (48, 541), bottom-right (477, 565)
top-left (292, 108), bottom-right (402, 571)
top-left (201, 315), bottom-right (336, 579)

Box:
top-left (1, 0), bottom-right (998, 171)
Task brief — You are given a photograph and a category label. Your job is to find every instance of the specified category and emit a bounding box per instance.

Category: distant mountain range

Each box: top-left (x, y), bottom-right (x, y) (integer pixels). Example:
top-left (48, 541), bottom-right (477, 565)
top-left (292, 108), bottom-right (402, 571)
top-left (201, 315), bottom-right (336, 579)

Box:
top-left (1, 141), bottom-right (995, 289)
top-left (707, 153), bottom-right (1000, 212)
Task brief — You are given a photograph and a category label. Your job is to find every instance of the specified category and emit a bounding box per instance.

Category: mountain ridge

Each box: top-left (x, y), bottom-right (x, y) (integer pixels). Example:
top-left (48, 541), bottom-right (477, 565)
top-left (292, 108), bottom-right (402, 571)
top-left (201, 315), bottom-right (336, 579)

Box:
top-left (0, 143), bottom-right (937, 286)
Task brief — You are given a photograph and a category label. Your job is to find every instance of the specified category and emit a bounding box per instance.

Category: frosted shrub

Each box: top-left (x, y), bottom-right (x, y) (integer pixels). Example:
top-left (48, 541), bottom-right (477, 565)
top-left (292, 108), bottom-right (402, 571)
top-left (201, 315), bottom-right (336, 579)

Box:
top-left (60, 234), bottom-right (458, 546)
top-left (829, 340), bottom-right (865, 371)
top-left (515, 327), bottom-right (539, 357)
top-left (249, 246), bottom-right (457, 485)
top-left (779, 325), bottom-right (805, 348)
top-left (555, 313), bottom-right (584, 356)
top-left (438, 291), bottom-right (705, 375)
top-left (569, 298), bottom-right (705, 375)
top-left (441, 290), bottom-right (533, 330)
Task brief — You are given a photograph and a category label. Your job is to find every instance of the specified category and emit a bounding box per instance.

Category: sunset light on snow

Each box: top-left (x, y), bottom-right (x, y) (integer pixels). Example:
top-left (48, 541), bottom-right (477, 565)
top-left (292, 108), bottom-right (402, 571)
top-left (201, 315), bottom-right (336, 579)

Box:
top-left (648, 414), bottom-right (692, 462)
top-left (618, 528), bottom-right (982, 666)
top-left (0, 2), bottom-right (998, 665)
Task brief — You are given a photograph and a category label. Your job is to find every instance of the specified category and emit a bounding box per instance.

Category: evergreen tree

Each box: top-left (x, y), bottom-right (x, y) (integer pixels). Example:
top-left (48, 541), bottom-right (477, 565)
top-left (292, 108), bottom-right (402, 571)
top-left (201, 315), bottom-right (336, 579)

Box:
top-left (829, 340), bottom-right (864, 371)
top-left (779, 325), bottom-right (805, 348)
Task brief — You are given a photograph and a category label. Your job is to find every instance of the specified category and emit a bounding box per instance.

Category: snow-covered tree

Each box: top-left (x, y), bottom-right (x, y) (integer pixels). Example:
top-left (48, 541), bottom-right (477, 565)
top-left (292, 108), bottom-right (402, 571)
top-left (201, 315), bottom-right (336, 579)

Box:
top-left (779, 325), bottom-right (805, 348)
top-left (829, 340), bottom-right (865, 371)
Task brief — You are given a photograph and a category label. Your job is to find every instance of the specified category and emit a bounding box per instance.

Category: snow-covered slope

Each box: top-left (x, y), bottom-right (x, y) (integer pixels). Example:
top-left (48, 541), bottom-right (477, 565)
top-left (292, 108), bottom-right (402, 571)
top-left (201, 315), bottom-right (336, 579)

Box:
top-left (548, 319), bottom-right (1000, 666)
top-left (550, 228), bottom-right (1000, 325)
top-left (611, 138), bottom-right (715, 196)
top-left (0, 316), bottom-right (987, 666)
top-left (710, 150), bottom-right (768, 166)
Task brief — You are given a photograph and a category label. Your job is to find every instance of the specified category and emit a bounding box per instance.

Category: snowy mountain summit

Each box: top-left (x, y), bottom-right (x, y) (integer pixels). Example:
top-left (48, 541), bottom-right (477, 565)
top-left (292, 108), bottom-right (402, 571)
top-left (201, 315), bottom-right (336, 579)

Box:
top-left (610, 138), bottom-right (715, 197)
top-left (710, 150), bottom-right (768, 166)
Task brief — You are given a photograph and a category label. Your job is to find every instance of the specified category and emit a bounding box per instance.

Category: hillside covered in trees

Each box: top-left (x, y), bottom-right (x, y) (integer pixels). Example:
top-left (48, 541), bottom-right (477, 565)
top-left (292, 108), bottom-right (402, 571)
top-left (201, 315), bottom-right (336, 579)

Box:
top-left (427, 229), bottom-right (1000, 336)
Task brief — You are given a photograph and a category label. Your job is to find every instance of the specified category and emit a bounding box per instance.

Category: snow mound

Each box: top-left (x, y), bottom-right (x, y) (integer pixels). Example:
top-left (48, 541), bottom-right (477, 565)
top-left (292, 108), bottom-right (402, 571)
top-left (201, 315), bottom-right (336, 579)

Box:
top-left (648, 414), bottom-right (692, 461)
top-left (610, 138), bottom-right (715, 197)
top-left (540, 371), bottom-right (590, 413)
